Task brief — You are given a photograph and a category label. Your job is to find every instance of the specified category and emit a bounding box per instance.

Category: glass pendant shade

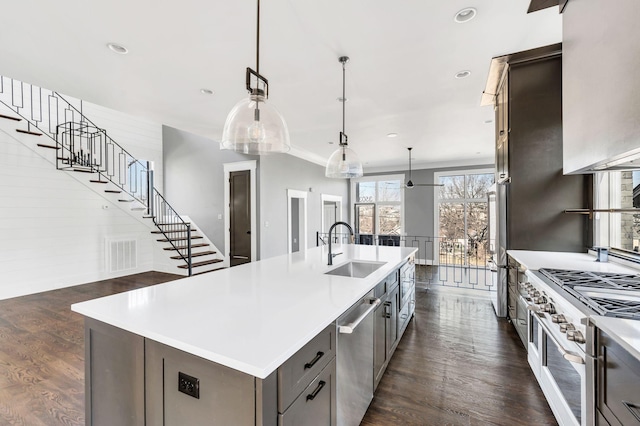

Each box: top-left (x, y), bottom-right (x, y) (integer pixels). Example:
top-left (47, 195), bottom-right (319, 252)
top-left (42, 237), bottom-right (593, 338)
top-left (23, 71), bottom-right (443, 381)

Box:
top-left (325, 146), bottom-right (363, 178)
top-left (221, 93), bottom-right (291, 155)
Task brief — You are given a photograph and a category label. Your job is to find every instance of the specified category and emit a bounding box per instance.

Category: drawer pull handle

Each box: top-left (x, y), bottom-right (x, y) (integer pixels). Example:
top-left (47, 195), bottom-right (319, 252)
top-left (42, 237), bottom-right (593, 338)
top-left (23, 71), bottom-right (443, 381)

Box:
top-left (304, 351), bottom-right (324, 370)
top-left (306, 380), bottom-right (326, 401)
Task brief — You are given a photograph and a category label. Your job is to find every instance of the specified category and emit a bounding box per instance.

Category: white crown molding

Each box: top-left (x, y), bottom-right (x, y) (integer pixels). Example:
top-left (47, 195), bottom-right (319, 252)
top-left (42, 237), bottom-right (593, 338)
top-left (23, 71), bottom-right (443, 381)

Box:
top-left (363, 156), bottom-right (495, 174)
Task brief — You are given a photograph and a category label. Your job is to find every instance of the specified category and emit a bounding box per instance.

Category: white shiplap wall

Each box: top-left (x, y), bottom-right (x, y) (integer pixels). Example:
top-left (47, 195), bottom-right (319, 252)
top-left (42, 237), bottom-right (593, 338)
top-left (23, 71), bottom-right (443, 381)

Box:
top-left (0, 98), bottom-right (165, 300)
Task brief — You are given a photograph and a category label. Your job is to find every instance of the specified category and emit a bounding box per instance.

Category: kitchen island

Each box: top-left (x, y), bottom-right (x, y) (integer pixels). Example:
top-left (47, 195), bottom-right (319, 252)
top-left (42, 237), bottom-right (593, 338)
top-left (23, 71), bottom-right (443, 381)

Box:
top-left (72, 244), bottom-right (417, 426)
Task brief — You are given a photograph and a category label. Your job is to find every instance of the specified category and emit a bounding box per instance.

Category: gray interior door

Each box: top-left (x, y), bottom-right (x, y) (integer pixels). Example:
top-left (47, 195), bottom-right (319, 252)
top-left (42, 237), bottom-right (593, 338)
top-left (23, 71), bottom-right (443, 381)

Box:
top-left (230, 170), bottom-right (251, 267)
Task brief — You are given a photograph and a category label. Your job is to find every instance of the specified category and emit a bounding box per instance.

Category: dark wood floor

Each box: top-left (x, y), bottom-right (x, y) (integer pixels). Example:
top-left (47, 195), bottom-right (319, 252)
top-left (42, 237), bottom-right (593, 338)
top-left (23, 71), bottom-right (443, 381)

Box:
top-left (0, 274), bottom-right (557, 425)
top-left (362, 286), bottom-right (558, 425)
top-left (0, 272), bottom-right (182, 425)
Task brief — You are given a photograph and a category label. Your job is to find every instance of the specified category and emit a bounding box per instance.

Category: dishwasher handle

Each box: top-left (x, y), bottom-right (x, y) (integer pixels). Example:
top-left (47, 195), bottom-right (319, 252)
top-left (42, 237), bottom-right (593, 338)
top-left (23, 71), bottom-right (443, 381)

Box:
top-left (338, 298), bottom-right (381, 334)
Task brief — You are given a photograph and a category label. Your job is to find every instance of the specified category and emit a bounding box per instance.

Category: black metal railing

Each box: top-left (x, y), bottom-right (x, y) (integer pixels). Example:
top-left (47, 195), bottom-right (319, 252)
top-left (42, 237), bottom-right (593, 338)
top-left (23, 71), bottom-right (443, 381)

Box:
top-left (317, 232), bottom-right (495, 291)
top-left (0, 76), bottom-right (194, 274)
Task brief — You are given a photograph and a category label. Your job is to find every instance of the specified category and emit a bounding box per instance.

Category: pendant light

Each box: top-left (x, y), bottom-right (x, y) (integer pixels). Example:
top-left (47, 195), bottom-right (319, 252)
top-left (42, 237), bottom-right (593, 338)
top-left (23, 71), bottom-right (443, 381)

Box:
top-left (325, 56), bottom-right (363, 178)
top-left (221, 0), bottom-right (290, 155)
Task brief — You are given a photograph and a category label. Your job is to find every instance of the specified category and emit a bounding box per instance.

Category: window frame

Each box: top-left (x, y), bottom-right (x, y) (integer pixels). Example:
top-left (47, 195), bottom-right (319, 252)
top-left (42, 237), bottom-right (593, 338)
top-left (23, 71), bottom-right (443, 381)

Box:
top-left (433, 168), bottom-right (494, 266)
top-left (350, 174), bottom-right (405, 236)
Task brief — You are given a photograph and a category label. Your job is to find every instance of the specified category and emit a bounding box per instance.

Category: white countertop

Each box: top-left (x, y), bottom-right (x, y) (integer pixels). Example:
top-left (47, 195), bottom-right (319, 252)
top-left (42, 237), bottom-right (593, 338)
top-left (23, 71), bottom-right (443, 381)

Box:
top-left (506, 250), bottom-right (640, 274)
top-left (508, 250), bottom-right (640, 361)
top-left (72, 244), bottom-right (416, 379)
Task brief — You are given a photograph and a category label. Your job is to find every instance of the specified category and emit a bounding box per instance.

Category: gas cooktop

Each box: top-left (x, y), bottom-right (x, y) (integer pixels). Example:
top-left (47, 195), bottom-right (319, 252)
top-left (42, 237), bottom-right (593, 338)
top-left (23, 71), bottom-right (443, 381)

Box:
top-left (538, 268), bottom-right (640, 319)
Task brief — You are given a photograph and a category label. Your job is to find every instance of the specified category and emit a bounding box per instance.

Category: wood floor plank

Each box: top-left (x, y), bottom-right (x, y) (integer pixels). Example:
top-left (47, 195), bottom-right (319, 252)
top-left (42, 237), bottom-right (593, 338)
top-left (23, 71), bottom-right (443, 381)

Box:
top-left (0, 273), bottom-right (557, 425)
top-left (362, 286), bottom-right (558, 426)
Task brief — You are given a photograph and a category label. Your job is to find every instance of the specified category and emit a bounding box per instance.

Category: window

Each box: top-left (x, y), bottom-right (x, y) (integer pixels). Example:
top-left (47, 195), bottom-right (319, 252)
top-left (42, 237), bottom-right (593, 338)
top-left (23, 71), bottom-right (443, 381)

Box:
top-left (594, 171), bottom-right (640, 254)
top-left (435, 170), bottom-right (494, 266)
top-left (351, 175), bottom-right (404, 241)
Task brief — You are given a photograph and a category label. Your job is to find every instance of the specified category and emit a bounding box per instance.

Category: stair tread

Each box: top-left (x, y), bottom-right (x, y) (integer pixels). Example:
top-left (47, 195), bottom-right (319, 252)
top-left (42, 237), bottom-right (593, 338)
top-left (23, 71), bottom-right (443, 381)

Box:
top-left (37, 143), bottom-right (59, 150)
top-left (118, 199), bottom-right (134, 202)
top-left (170, 251), bottom-right (216, 260)
top-left (17, 129), bottom-right (42, 136)
top-left (105, 189), bottom-right (122, 193)
top-left (131, 207), bottom-right (146, 211)
top-left (178, 259), bottom-right (224, 269)
top-left (90, 180), bottom-right (109, 184)
top-left (192, 268), bottom-right (225, 276)
top-left (0, 113), bottom-right (21, 121)
top-left (163, 243), bottom-right (209, 251)
top-left (156, 222), bottom-right (191, 226)
top-left (72, 168), bottom-right (94, 173)
top-left (151, 229), bottom-right (197, 234)
top-left (157, 236), bottom-right (203, 242)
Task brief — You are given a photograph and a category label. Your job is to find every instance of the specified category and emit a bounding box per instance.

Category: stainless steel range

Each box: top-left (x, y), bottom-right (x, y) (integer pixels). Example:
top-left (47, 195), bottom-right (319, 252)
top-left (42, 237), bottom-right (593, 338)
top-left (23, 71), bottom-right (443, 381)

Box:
top-left (524, 268), bottom-right (640, 426)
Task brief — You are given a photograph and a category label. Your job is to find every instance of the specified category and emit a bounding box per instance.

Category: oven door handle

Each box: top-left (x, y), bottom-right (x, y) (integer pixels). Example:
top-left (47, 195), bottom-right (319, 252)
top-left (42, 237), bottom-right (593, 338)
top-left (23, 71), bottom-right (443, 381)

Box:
top-left (535, 314), bottom-right (585, 365)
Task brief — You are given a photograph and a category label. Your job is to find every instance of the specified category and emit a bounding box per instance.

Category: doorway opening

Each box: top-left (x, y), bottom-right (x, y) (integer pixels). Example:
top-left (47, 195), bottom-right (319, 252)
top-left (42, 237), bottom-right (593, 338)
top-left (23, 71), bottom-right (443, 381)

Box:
top-left (321, 194), bottom-right (343, 233)
top-left (224, 161), bottom-right (257, 267)
top-left (287, 189), bottom-right (308, 253)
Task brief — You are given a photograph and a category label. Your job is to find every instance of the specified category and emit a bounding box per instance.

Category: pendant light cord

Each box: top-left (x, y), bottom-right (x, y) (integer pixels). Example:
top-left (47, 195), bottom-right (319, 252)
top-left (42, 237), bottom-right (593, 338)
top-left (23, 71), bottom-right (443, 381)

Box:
top-left (256, 0), bottom-right (260, 79)
top-left (342, 60), bottom-right (346, 146)
top-left (254, 0), bottom-right (261, 118)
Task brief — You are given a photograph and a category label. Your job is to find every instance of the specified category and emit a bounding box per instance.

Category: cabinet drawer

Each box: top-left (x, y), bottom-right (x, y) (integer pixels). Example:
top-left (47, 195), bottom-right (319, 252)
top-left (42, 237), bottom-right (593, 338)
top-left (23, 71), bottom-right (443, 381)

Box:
top-left (398, 289), bottom-right (415, 335)
top-left (278, 324), bottom-right (335, 413)
top-left (279, 357), bottom-right (336, 426)
top-left (598, 331), bottom-right (640, 426)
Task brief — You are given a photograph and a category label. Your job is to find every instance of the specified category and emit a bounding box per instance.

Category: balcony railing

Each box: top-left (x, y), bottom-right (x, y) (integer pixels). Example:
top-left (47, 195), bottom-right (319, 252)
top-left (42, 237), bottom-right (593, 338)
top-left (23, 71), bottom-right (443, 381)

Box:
top-left (317, 232), bottom-right (496, 291)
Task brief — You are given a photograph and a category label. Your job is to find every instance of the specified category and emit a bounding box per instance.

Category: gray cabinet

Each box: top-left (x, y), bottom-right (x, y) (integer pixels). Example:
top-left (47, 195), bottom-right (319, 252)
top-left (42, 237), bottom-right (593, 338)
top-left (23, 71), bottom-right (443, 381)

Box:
top-left (373, 260), bottom-right (415, 390)
top-left (84, 319), bottom-right (336, 426)
top-left (563, 0), bottom-right (640, 173)
top-left (279, 358), bottom-right (337, 426)
top-left (596, 330), bottom-right (640, 426)
top-left (507, 255), bottom-right (528, 348)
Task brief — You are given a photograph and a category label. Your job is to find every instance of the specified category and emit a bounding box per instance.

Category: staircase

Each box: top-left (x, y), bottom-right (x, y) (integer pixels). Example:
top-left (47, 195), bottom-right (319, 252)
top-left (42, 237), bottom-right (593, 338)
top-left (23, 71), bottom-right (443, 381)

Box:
top-left (0, 76), bottom-right (223, 276)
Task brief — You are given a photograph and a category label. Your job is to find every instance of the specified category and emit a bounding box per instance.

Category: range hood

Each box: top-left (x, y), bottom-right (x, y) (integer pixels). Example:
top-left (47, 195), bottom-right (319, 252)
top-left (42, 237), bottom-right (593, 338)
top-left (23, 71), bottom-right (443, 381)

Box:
top-left (527, 0), bottom-right (568, 13)
top-left (584, 148), bottom-right (640, 172)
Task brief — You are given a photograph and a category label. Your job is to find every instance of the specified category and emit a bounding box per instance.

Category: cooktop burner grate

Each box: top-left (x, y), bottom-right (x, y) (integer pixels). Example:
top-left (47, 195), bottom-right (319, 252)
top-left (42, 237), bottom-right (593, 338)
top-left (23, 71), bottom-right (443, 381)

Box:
top-left (538, 268), bottom-right (640, 318)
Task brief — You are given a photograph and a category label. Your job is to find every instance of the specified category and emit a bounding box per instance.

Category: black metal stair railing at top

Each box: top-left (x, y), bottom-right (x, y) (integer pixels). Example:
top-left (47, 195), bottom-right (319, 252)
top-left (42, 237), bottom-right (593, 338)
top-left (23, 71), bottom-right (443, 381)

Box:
top-left (317, 231), bottom-right (496, 291)
top-left (0, 75), bottom-right (194, 275)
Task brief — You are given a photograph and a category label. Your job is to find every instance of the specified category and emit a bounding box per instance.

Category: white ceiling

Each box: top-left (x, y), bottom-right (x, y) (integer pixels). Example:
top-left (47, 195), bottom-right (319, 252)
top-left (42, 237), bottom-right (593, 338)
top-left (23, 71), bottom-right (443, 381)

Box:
top-left (0, 0), bottom-right (562, 171)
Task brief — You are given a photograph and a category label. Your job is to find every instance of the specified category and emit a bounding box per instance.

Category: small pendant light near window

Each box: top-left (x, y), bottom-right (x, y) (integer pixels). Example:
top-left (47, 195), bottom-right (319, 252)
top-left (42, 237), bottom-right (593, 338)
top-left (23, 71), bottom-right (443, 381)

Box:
top-left (325, 56), bottom-right (363, 178)
top-left (221, 0), bottom-right (290, 155)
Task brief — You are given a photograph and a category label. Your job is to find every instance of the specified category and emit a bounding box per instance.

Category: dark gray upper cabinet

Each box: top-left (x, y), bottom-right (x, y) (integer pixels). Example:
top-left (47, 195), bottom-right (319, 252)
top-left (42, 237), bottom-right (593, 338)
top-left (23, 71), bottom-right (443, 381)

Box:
top-left (563, 0), bottom-right (640, 173)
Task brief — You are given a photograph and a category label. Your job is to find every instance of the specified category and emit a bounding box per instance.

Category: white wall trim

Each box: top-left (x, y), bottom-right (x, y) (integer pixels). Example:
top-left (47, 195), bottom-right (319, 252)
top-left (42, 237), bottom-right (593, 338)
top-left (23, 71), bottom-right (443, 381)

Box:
top-left (224, 160), bottom-right (257, 267)
top-left (320, 194), bottom-right (343, 233)
top-left (287, 189), bottom-right (308, 254)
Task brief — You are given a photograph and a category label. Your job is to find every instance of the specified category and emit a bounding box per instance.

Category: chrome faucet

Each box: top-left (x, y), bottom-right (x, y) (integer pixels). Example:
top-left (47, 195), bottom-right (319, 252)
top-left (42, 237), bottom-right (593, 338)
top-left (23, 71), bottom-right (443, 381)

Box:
top-left (328, 221), bottom-right (354, 265)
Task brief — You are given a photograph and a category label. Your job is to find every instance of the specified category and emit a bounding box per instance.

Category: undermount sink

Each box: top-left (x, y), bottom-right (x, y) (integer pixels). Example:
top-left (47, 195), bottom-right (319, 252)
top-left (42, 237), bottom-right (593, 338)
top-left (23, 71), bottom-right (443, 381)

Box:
top-left (325, 260), bottom-right (386, 279)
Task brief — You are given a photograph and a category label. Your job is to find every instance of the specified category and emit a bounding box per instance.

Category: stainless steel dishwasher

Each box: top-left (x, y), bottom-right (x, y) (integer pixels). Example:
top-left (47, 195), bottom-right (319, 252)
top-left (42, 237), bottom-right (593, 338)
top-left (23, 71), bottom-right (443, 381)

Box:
top-left (336, 290), bottom-right (381, 426)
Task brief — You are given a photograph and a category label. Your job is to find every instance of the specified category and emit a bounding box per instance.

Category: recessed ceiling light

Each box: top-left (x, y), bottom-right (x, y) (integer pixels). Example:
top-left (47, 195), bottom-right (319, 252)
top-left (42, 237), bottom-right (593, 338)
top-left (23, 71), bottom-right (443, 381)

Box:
top-left (454, 7), bottom-right (477, 24)
top-left (328, 141), bottom-right (334, 145)
top-left (484, 119), bottom-right (493, 124)
top-left (387, 133), bottom-right (398, 138)
top-left (455, 70), bottom-right (471, 79)
top-left (107, 43), bottom-right (128, 54)
top-left (337, 97), bottom-right (348, 102)
top-left (200, 89), bottom-right (214, 95)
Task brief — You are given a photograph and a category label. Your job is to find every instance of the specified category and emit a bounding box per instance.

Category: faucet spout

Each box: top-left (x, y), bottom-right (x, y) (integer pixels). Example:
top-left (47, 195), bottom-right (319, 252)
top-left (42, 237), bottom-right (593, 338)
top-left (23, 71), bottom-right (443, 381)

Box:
top-left (328, 221), bottom-right (354, 265)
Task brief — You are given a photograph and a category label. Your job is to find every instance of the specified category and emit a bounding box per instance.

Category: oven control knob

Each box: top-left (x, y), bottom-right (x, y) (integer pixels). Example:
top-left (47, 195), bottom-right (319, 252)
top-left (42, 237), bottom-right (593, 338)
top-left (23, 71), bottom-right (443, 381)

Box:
top-left (541, 303), bottom-right (556, 314)
top-left (567, 330), bottom-right (586, 344)
top-left (551, 314), bottom-right (566, 323)
top-left (533, 296), bottom-right (547, 304)
top-left (560, 323), bottom-right (575, 333)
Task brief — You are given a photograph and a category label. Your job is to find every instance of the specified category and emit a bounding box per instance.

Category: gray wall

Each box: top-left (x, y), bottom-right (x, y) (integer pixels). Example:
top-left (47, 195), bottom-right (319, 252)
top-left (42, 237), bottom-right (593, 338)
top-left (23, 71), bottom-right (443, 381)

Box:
top-left (260, 155), bottom-right (350, 259)
top-left (366, 164), bottom-right (493, 237)
top-left (162, 126), bottom-right (258, 253)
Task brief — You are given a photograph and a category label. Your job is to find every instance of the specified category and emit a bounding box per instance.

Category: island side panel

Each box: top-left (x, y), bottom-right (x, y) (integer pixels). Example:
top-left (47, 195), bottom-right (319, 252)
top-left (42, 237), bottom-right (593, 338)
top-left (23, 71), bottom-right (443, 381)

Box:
top-left (84, 318), bottom-right (145, 426)
top-left (145, 339), bottom-right (258, 426)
